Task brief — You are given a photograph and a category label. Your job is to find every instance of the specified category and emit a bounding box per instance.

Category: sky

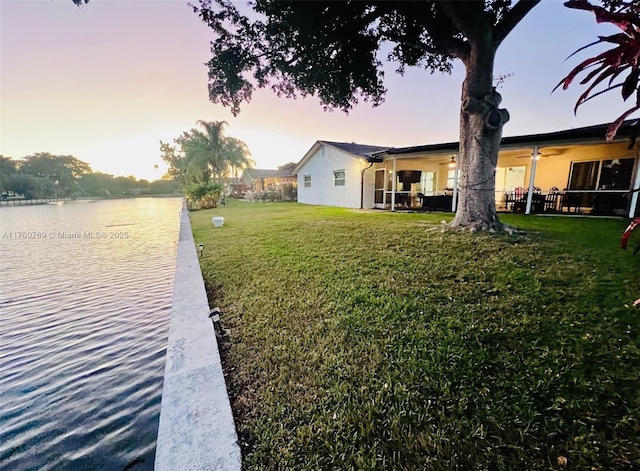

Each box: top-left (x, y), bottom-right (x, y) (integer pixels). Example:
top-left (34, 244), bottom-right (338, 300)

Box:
top-left (0, 0), bottom-right (626, 181)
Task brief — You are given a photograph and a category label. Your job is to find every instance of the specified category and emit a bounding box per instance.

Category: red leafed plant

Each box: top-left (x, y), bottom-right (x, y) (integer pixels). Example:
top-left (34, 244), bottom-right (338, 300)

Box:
top-left (620, 216), bottom-right (640, 252)
top-left (555, 0), bottom-right (640, 142)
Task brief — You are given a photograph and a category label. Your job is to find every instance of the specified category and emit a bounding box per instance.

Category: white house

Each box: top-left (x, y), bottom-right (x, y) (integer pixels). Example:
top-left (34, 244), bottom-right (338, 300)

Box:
top-left (294, 122), bottom-right (640, 217)
top-left (293, 141), bottom-right (389, 209)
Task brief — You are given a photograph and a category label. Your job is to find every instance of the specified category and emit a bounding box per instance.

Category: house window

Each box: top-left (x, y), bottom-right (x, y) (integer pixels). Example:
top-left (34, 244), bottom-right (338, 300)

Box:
top-left (599, 158), bottom-right (634, 189)
top-left (420, 171), bottom-right (435, 195)
top-left (333, 170), bottom-right (346, 187)
top-left (567, 158), bottom-right (635, 190)
top-left (446, 169), bottom-right (456, 189)
top-left (568, 161), bottom-right (600, 190)
top-left (303, 175), bottom-right (311, 188)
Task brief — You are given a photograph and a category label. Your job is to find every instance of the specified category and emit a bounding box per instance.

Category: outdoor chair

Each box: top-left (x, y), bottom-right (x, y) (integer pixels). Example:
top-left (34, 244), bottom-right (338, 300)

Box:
top-left (544, 187), bottom-right (560, 213)
top-left (512, 187), bottom-right (527, 212)
top-left (560, 191), bottom-right (583, 213)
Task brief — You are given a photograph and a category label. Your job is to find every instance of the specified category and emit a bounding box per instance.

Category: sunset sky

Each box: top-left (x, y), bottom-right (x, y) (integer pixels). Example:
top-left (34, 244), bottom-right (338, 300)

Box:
top-left (1, 0), bottom-right (625, 181)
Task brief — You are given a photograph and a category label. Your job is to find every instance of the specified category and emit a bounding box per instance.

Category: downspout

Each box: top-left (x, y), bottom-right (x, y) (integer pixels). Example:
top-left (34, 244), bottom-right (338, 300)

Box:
top-left (360, 160), bottom-right (375, 209)
top-left (525, 146), bottom-right (539, 215)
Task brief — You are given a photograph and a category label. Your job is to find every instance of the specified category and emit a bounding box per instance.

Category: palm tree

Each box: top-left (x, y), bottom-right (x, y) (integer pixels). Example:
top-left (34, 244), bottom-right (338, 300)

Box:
top-left (223, 137), bottom-right (254, 182)
top-left (171, 120), bottom-right (254, 190)
top-left (181, 120), bottom-right (228, 183)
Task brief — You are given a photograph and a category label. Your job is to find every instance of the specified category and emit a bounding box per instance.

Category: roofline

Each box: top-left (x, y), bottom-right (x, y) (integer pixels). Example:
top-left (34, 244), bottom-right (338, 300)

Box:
top-left (375, 121), bottom-right (637, 158)
top-left (321, 140), bottom-right (389, 159)
top-left (292, 141), bottom-right (323, 175)
top-left (242, 168), bottom-right (297, 178)
top-left (293, 140), bottom-right (388, 174)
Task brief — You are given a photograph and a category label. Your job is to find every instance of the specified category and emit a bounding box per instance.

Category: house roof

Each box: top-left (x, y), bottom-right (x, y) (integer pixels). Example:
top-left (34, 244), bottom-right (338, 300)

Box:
top-left (293, 140), bottom-right (390, 174)
top-left (242, 168), bottom-right (297, 178)
top-left (320, 141), bottom-right (390, 157)
top-left (374, 120), bottom-right (637, 158)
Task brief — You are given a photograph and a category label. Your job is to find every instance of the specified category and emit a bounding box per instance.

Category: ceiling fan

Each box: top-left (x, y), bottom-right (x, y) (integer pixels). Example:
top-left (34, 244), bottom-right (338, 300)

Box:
top-left (515, 150), bottom-right (563, 159)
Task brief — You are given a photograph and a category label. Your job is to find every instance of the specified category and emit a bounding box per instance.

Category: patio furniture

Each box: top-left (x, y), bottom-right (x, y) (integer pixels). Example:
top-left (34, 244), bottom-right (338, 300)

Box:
top-left (544, 187), bottom-right (561, 213)
top-left (530, 192), bottom-right (546, 213)
top-left (394, 192), bottom-right (413, 208)
top-left (419, 194), bottom-right (453, 211)
top-left (560, 192), bottom-right (584, 213)
top-left (592, 192), bottom-right (629, 216)
top-left (510, 187), bottom-right (527, 212)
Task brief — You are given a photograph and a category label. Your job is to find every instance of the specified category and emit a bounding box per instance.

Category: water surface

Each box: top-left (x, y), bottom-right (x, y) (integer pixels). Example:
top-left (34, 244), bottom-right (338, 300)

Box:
top-left (0, 197), bottom-right (182, 470)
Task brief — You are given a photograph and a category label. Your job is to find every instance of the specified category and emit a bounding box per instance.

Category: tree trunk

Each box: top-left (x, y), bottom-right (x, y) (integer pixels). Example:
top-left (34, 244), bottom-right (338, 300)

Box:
top-left (450, 42), bottom-right (509, 232)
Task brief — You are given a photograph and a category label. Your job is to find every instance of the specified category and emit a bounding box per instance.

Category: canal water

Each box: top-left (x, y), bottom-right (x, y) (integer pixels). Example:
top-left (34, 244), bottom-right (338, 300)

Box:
top-left (0, 197), bottom-right (182, 471)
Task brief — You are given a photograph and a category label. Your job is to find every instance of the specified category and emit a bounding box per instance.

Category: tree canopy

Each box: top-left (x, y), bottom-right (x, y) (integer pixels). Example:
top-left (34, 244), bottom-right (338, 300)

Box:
top-left (160, 120), bottom-right (253, 185)
top-left (17, 153), bottom-right (91, 197)
top-left (1, 153), bottom-right (175, 199)
top-left (277, 162), bottom-right (298, 172)
top-left (194, 0), bottom-right (540, 231)
top-left (195, 0), bottom-right (538, 116)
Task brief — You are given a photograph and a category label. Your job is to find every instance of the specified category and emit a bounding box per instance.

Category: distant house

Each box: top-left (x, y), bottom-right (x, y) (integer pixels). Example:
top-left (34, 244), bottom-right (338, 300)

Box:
top-left (221, 177), bottom-right (241, 196)
top-left (240, 168), bottom-right (297, 193)
top-left (294, 122), bottom-right (640, 217)
top-left (293, 141), bottom-right (389, 208)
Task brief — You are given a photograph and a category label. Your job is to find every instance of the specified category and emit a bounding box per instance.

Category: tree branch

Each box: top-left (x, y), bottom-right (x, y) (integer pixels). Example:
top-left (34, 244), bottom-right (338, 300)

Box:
top-left (435, 36), bottom-right (471, 61)
top-left (381, 33), bottom-right (442, 55)
top-left (493, 0), bottom-right (541, 47)
top-left (437, 1), bottom-right (484, 42)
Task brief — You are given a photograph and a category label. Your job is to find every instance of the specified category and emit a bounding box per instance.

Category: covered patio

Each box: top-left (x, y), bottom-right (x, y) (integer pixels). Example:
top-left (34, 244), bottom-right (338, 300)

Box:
top-left (368, 122), bottom-right (640, 218)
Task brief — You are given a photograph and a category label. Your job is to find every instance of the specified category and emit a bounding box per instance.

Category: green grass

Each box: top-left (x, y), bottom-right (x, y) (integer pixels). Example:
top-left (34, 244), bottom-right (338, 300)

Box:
top-left (191, 200), bottom-right (640, 470)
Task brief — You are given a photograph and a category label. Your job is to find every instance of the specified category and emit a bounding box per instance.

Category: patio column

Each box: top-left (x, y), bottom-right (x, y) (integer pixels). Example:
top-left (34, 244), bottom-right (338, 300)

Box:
top-left (525, 146), bottom-right (539, 215)
top-left (391, 157), bottom-right (397, 211)
top-left (629, 152), bottom-right (640, 218)
top-left (452, 153), bottom-right (459, 212)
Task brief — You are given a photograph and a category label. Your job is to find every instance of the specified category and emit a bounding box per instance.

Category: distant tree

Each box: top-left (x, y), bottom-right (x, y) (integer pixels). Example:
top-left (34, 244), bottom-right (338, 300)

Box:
top-left (193, 0), bottom-right (540, 232)
top-left (78, 172), bottom-right (117, 196)
top-left (149, 179), bottom-right (178, 194)
top-left (5, 174), bottom-right (55, 199)
top-left (167, 121), bottom-right (228, 183)
top-left (19, 153), bottom-right (92, 197)
top-left (0, 155), bottom-right (17, 176)
top-left (159, 140), bottom-right (186, 180)
top-left (161, 120), bottom-right (253, 185)
top-left (111, 175), bottom-right (141, 195)
top-left (277, 162), bottom-right (298, 173)
top-left (555, 0), bottom-right (640, 142)
top-left (224, 136), bottom-right (254, 180)
top-left (0, 155), bottom-right (18, 193)
top-left (189, 120), bottom-right (229, 183)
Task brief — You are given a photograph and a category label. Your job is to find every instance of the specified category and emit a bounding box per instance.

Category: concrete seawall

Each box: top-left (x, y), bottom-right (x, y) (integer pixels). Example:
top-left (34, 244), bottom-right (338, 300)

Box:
top-left (155, 203), bottom-right (241, 470)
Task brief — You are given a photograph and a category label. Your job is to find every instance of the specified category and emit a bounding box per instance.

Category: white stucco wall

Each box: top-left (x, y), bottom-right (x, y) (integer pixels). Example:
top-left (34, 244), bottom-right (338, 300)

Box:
top-left (296, 145), bottom-right (371, 208)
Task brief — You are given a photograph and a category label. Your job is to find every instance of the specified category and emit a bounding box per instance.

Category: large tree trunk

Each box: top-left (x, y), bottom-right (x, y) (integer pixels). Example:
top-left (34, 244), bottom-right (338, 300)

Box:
top-left (450, 43), bottom-right (509, 232)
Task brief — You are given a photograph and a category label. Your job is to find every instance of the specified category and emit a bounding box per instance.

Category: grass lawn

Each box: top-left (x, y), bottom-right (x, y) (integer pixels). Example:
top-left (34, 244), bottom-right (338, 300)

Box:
top-left (191, 200), bottom-right (640, 470)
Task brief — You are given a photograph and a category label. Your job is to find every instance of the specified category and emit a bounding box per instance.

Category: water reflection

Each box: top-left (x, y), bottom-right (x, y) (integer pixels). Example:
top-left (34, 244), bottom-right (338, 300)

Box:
top-left (0, 197), bottom-right (182, 471)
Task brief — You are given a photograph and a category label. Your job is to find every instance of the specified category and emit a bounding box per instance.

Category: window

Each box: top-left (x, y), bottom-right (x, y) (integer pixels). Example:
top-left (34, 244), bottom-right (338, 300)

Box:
top-left (568, 158), bottom-right (635, 190)
top-left (568, 161), bottom-right (599, 190)
top-left (303, 175), bottom-right (311, 188)
top-left (446, 169), bottom-right (456, 189)
top-left (496, 166), bottom-right (526, 191)
top-left (333, 170), bottom-right (346, 187)
top-left (599, 158), bottom-right (634, 189)
top-left (420, 171), bottom-right (435, 195)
